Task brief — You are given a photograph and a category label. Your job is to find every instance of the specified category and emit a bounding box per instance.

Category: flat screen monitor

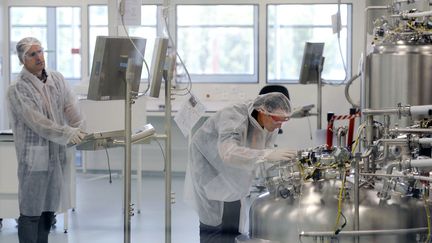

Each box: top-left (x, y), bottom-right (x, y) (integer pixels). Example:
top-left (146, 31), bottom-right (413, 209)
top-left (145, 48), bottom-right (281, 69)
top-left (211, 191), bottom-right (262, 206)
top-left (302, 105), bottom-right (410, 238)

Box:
top-left (149, 37), bottom-right (169, 98)
top-left (88, 36), bottom-right (146, 100)
top-left (299, 42), bottom-right (325, 84)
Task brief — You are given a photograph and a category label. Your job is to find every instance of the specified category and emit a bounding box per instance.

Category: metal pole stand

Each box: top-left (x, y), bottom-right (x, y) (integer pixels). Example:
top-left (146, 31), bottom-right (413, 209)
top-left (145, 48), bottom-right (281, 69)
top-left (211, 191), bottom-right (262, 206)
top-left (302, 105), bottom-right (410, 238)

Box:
top-left (124, 59), bottom-right (136, 243)
top-left (164, 71), bottom-right (173, 243)
top-left (317, 56), bottom-right (325, 129)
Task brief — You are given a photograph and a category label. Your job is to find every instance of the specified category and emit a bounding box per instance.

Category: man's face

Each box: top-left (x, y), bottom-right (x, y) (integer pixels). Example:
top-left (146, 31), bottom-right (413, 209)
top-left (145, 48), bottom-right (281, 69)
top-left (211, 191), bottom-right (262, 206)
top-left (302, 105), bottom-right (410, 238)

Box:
top-left (23, 45), bottom-right (45, 75)
top-left (260, 110), bottom-right (290, 132)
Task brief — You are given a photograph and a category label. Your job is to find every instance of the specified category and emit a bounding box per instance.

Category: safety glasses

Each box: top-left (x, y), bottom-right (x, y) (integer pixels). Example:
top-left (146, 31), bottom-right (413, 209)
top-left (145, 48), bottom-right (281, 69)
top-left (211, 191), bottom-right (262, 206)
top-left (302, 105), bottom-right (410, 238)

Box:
top-left (267, 113), bottom-right (290, 123)
top-left (26, 48), bottom-right (44, 58)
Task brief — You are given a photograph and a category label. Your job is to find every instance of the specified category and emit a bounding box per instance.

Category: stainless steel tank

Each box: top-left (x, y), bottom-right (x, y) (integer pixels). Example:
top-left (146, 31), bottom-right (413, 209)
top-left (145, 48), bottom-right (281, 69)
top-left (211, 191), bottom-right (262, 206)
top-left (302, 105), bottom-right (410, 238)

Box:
top-left (363, 44), bottom-right (432, 125)
top-left (248, 179), bottom-right (429, 243)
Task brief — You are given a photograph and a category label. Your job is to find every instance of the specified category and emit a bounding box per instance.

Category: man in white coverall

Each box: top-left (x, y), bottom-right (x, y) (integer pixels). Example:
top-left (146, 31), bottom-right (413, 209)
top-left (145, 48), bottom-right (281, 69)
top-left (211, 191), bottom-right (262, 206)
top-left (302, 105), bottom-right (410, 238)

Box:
top-left (7, 37), bottom-right (86, 243)
top-left (184, 92), bottom-right (296, 243)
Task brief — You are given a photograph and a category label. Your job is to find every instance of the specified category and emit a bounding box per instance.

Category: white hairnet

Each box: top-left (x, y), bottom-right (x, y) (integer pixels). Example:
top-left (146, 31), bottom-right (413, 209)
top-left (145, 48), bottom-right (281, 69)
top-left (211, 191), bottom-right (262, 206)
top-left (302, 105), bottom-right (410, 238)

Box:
top-left (16, 37), bottom-right (42, 64)
top-left (253, 92), bottom-right (292, 117)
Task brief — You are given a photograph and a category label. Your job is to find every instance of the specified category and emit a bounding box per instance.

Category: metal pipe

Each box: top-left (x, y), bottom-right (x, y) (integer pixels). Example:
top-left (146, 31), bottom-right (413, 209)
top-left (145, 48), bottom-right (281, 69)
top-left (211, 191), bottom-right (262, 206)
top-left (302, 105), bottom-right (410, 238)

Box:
top-left (344, 73), bottom-right (361, 109)
top-left (361, 148), bottom-right (373, 175)
top-left (317, 59), bottom-right (323, 130)
top-left (419, 138), bottom-right (432, 145)
top-left (360, 173), bottom-right (432, 182)
top-left (376, 138), bottom-right (407, 144)
top-left (365, 115), bottom-right (374, 149)
top-left (337, 127), bottom-right (346, 147)
top-left (386, 162), bottom-right (399, 175)
top-left (154, 134), bottom-right (168, 139)
top-left (362, 108), bottom-right (400, 115)
top-left (401, 10), bottom-right (432, 18)
top-left (164, 71), bottom-right (172, 243)
top-left (382, 120), bottom-right (389, 165)
top-left (124, 71), bottom-right (133, 243)
top-left (412, 175), bottom-right (432, 182)
top-left (410, 105), bottom-right (432, 117)
top-left (383, 115), bottom-right (390, 137)
top-left (363, 106), bottom-right (413, 117)
top-left (410, 159), bottom-right (432, 168)
top-left (361, 172), bottom-right (400, 178)
top-left (354, 153), bottom-right (360, 243)
top-left (300, 227), bottom-right (428, 237)
top-left (389, 128), bottom-right (432, 134)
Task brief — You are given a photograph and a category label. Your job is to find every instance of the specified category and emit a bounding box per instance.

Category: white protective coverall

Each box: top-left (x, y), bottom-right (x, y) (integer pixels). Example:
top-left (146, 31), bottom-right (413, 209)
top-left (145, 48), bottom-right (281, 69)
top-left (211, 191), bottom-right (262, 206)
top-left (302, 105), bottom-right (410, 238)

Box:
top-left (183, 93), bottom-right (291, 233)
top-left (7, 67), bottom-right (84, 216)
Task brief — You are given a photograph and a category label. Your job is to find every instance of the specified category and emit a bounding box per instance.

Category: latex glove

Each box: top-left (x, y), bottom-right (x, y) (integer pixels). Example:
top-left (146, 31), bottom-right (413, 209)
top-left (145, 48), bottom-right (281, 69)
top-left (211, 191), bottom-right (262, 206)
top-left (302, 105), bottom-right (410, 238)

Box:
top-left (69, 130), bottom-right (87, 145)
top-left (264, 148), bottom-right (297, 163)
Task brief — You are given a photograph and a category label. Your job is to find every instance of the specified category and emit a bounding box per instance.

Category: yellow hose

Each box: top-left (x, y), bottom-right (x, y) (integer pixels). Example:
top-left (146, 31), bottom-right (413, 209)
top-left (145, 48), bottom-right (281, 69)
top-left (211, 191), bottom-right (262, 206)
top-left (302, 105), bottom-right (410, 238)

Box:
top-left (351, 123), bottom-right (366, 154)
top-left (424, 196), bottom-right (431, 243)
top-left (334, 169), bottom-right (347, 232)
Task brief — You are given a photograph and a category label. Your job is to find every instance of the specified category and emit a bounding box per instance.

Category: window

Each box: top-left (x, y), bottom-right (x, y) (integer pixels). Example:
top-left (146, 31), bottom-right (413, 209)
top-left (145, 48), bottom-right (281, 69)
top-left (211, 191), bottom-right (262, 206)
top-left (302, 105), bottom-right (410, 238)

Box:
top-left (9, 7), bottom-right (81, 84)
top-left (88, 5), bottom-right (160, 82)
top-left (126, 5), bottom-right (160, 81)
top-left (88, 5), bottom-right (108, 74)
top-left (267, 4), bottom-right (352, 83)
top-left (176, 5), bottom-right (258, 83)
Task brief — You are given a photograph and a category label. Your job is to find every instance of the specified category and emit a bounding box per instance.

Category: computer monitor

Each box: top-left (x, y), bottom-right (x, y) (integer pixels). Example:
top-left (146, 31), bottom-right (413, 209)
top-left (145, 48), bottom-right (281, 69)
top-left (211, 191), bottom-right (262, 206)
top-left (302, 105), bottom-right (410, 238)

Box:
top-left (299, 42), bottom-right (325, 84)
top-left (149, 37), bottom-right (169, 98)
top-left (88, 36), bottom-right (146, 100)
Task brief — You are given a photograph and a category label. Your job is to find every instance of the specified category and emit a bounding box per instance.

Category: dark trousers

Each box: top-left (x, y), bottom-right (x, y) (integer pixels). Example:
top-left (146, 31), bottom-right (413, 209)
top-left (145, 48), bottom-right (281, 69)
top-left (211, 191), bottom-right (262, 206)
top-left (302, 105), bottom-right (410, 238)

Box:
top-left (200, 200), bottom-right (241, 243)
top-left (18, 211), bottom-right (55, 243)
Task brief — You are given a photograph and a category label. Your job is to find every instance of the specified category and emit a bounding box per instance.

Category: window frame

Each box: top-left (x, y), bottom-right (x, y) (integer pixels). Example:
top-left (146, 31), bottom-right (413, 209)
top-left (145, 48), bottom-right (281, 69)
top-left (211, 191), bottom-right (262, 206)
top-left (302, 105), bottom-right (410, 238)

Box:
top-left (266, 3), bottom-right (353, 84)
top-left (8, 5), bottom-right (82, 82)
top-left (175, 3), bottom-right (260, 83)
top-left (4, 0), bottom-right (357, 87)
top-left (87, 4), bottom-right (108, 77)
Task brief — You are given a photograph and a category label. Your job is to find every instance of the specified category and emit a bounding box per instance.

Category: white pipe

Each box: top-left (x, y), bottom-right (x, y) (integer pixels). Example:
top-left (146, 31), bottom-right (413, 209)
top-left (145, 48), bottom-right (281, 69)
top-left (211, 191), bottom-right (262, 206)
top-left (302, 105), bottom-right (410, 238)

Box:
top-left (360, 172), bottom-right (432, 182)
top-left (300, 227), bottom-right (428, 237)
top-left (412, 175), bottom-right (432, 182)
top-left (344, 73), bottom-right (361, 108)
top-left (362, 108), bottom-right (399, 115)
top-left (389, 128), bottom-right (432, 134)
top-left (419, 138), bottom-right (432, 145)
top-left (410, 158), bottom-right (432, 168)
top-left (410, 105), bottom-right (432, 117)
top-left (402, 10), bottom-right (432, 18)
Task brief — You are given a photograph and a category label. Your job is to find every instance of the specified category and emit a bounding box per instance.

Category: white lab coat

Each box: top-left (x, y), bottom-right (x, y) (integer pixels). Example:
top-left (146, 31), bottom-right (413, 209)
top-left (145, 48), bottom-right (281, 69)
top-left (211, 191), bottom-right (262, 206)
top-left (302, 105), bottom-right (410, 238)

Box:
top-left (7, 67), bottom-right (84, 216)
top-left (183, 98), bottom-right (278, 233)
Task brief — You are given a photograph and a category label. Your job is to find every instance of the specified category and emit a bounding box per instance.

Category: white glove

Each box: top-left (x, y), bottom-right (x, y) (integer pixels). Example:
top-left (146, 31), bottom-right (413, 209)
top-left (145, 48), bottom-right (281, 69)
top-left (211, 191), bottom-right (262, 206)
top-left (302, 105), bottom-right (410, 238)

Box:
top-left (69, 130), bottom-right (87, 145)
top-left (264, 148), bottom-right (297, 163)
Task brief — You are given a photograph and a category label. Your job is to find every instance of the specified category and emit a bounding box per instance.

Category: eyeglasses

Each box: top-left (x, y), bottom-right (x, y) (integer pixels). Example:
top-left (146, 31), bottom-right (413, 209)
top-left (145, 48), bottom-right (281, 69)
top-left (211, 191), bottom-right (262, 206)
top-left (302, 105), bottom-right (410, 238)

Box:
top-left (267, 113), bottom-right (290, 123)
top-left (25, 49), bottom-right (44, 58)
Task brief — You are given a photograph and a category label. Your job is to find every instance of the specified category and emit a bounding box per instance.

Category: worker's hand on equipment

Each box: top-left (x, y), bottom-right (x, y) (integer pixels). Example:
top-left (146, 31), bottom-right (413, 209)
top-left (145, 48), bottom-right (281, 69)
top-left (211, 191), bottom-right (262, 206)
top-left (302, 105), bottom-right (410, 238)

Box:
top-left (69, 130), bottom-right (87, 145)
top-left (264, 148), bottom-right (297, 163)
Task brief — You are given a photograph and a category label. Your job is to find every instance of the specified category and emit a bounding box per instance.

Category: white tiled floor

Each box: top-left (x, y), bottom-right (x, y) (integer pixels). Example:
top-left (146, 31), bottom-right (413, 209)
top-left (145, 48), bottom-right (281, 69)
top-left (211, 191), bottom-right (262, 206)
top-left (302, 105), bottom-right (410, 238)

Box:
top-left (0, 172), bottom-right (200, 243)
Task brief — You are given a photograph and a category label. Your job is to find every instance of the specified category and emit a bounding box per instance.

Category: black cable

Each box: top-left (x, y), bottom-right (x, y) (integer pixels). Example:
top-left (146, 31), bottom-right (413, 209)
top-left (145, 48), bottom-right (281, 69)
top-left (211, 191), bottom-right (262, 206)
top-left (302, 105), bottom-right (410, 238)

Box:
top-left (334, 211), bottom-right (347, 235)
top-left (104, 147), bottom-right (112, 184)
top-left (153, 138), bottom-right (166, 171)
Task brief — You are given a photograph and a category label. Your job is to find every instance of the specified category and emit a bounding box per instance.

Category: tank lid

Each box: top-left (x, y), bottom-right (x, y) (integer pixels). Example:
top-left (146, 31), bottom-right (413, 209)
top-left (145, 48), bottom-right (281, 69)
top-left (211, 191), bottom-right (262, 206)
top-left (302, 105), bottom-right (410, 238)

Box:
top-left (373, 44), bottom-right (432, 54)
